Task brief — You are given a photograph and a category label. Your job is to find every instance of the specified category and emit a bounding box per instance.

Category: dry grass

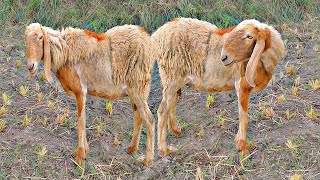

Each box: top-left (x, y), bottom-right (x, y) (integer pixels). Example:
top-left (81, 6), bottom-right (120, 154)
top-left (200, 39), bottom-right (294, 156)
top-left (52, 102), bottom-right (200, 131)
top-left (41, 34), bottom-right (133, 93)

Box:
top-left (0, 3), bottom-right (319, 179)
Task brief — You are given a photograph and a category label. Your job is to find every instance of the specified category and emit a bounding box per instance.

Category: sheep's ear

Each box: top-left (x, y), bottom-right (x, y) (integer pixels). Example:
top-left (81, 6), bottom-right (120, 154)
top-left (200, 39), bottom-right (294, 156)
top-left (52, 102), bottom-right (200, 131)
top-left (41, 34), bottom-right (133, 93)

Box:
top-left (41, 27), bottom-right (53, 83)
top-left (245, 28), bottom-right (270, 87)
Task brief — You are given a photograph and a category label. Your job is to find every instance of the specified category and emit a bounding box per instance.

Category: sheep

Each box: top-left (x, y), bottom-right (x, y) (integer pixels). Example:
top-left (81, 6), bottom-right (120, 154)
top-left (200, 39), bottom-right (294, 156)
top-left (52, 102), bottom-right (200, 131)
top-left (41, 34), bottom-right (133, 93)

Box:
top-left (152, 18), bottom-right (285, 156)
top-left (25, 23), bottom-right (155, 166)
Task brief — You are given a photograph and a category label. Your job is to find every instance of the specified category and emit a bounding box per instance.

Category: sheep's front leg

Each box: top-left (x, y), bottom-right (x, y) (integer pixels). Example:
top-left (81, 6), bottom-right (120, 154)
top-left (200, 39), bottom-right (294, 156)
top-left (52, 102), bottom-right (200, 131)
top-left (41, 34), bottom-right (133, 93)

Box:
top-left (235, 78), bottom-right (252, 154)
top-left (127, 104), bottom-right (142, 153)
top-left (74, 93), bottom-right (89, 165)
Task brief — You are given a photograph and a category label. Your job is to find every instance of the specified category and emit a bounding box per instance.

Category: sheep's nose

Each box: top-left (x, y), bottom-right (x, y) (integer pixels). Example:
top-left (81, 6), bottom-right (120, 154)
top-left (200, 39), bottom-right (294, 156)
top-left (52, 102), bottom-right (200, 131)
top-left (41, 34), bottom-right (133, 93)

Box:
top-left (221, 55), bottom-right (228, 62)
top-left (28, 63), bottom-right (34, 71)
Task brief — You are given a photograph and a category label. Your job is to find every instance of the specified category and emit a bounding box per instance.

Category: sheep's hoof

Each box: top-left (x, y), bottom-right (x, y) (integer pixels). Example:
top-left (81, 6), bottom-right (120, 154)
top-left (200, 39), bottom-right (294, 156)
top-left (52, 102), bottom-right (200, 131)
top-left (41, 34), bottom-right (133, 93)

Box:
top-left (143, 158), bottom-right (153, 167)
top-left (127, 145), bottom-right (138, 154)
top-left (168, 126), bottom-right (182, 137)
top-left (159, 148), bottom-right (171, 157)
top-left (236, 139), bottom-right (249, 154)
top-left (74, 147), bottom-right (86, 165)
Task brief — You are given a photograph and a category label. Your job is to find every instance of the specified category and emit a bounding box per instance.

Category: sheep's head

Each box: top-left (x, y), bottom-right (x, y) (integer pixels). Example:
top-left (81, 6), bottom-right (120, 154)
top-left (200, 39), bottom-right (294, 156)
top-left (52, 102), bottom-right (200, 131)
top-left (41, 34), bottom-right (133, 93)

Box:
top-left (220, 20), bottom-right (272, 87)
top-left (25, 23), bottom-right (53, 83)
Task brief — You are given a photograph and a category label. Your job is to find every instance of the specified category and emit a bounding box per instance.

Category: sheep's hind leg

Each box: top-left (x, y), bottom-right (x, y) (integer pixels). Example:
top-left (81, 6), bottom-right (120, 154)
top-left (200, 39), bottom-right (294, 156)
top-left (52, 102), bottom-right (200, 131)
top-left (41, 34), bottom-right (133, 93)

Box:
top-left (167, 89), bottom-right (182, 137)
top-left (158, 81), bottom-right (184, 157)
top-left (74, 92), bottom-right (89, 165)
top-left (235, 78), bottom-right (252, 154)
top-left (127, 90), bottom-right (155, 166)
top-left (127, 103), bottom-right (142, 154)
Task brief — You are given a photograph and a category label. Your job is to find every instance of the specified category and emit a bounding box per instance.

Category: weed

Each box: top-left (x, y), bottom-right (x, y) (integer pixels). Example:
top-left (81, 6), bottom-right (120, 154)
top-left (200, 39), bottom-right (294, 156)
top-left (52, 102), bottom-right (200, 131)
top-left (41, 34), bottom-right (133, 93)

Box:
top-left (96, 122), bottom-right (105, 137)
top-left (47, 101), bottom-right (54, 109)
top-left (40, 71), bottom-right (46, 81)
top-left (40, 116), bottom-right (48, 126)
top-left (263, 107), bottom-right (274, 118)
top-left (290, 174), bottom-right (302, 180)
top-left (114, 134), bottom-right (121, 148)
top-left (286, 139), bottom-right (298, 150)
top-left (0, 119), bottom-right (6, 131)
top-left (0, 106), bottom-right (6, 115)
top-left (306, 106), bottom-right (317, 120)
top-left (197, 126), bottom-right (205, 139)
top-left (22, 113), bottom-right (31, 127)
top-left (286, 65), bottom-right (295, 75)
top-left (56, 113), bottom-right (67, 126)
top-left (291, 86), bottom-right (298, 96)
top-left (276, 95), bottom-right (285, 103)
top-left (37, 92), bottom-right (43, 102)
top-left (19, 85), bottom-right (29, 96)
top-left (35, 145), bottom-right (48, 158)
top-left (2, 92), bottom-right (9, 105)
top-left (132, 153), bottom-right (139, 165)
top-left (294, 76), bottom-right (301, 86)
top-left (285, 109), bottom-right (295, 120)
top-left (16, 59), bottom-right (22, 69)
top-left (308, 79), bottom-right (320, 90)
top-left (206, 94), bottom-right (214, 108)
top-left (105, 101), bottom-right (112, 115)
top-left (35, 82), bottom-right (40, 92)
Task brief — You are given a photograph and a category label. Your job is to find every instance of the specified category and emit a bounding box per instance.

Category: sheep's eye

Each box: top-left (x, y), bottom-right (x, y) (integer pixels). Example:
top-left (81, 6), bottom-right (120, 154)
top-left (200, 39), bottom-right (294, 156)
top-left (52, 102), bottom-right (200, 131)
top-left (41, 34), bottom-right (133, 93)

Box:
top-left (38, 35), bottom-right (43, 40)
top-left (246, 35), bottom-right (253, 39)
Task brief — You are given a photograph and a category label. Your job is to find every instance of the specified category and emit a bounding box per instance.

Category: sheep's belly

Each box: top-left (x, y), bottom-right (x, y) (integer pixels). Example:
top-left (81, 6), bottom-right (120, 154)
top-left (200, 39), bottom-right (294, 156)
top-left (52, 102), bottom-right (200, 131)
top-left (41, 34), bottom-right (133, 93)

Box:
top-left (87, 86), bottom-right (127, 100)
top-left (85, 75), bottom-right (127, 100)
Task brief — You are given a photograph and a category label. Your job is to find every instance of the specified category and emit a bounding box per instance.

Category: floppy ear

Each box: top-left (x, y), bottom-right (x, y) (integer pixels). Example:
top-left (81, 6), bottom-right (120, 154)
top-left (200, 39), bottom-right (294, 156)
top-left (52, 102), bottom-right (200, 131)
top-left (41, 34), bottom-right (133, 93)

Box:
top-left (41, 26), bottom-right (53, 83)
top-left (245, 28), bottom-right (270, 87)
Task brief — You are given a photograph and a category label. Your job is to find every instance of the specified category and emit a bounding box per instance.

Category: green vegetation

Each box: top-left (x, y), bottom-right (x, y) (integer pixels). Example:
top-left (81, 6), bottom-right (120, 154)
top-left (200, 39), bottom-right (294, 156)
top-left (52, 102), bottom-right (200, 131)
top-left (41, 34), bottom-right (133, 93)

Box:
top-left (0, 0), bottom-right (319, 32)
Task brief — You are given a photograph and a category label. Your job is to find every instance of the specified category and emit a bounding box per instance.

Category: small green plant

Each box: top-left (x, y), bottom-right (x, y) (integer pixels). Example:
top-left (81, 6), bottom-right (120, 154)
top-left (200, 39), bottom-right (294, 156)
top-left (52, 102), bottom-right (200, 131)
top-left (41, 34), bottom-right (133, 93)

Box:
top-left (37, 92), bottom-right (43, 102)
top-left (308, 79), bottom-right (320, 90)
top-left (0, 106), bottom-right (6, 116)
top-left (294, 76), bottom-right (301, 86)
top-left (215, 115), bottom-right (225, 128)
top-left (276, 94), bottom-right (285, 103)
top-left (35, 82), bottom-right (41, 92)
top-left (105, 101), bottom-right (112, 115)
top-left (306, 106), bottom-right (317, 120)
top-left (96, 122), bottom-right (105, 137)
top-left (206, 94), bottom-right (214, 108)
top-left (2, 92), bottom-right (9, 106)
top-left (19, 85), bottom-right (29, 96)
top-left (22, 114), bottom-right (31, 128)
top-left (286, 65), bottom-right (295, 75)
top-left (47, 101), bottom-right (54, 109)
top-left (290, 174), bottom-right (302, 180)
top-left (114, 134), bottom-right (121, 148)
top-left (16, 59), bottom-right (22, 69)
top-left (0, 119), bottom-right (7, 132)
top-left (291, 86), bottom-right (298, 96)
top-left (197, 126), bottom-right (205, 139)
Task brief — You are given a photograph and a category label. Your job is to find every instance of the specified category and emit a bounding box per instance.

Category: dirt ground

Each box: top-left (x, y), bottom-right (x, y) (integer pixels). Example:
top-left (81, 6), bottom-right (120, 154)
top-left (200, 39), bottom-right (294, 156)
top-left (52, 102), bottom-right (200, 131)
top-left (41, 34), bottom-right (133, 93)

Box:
top-left (0, 19), bottom-right (319, 179)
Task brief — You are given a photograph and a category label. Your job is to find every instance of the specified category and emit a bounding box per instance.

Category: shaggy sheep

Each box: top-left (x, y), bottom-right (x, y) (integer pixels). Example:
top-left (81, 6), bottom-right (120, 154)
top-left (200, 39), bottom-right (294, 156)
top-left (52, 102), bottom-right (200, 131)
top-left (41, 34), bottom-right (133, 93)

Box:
top-left (25, 23), bottom-right (155, 166)
top-left (152, 18), bottom-right (285, 156)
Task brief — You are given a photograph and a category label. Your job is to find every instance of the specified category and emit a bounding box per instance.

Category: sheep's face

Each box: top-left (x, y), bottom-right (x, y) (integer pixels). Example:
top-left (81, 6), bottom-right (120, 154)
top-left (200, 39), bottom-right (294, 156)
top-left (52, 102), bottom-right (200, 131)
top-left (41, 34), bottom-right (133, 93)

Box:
top-left (25, 24), bottom-right (44, 77)
top-left (220, 26), bottom-right (258, 66)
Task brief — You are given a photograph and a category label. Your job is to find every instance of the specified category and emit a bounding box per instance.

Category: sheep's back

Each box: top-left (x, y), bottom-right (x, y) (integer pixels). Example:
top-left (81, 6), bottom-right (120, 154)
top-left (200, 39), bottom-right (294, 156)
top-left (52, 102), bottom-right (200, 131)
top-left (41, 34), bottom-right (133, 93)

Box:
top-left (152, 18), bottom-right (217, 85)
top-left (107, 25), bottom-right (153, 96)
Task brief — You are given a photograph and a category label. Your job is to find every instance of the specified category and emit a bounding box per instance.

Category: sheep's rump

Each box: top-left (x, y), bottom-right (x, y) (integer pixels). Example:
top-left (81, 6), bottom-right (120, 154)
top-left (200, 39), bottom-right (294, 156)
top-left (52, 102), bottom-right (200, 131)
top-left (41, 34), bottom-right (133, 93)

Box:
top-left (152, 18), bottom-right (218, 85)
top-left (107, 25), bottom-right (153, 93)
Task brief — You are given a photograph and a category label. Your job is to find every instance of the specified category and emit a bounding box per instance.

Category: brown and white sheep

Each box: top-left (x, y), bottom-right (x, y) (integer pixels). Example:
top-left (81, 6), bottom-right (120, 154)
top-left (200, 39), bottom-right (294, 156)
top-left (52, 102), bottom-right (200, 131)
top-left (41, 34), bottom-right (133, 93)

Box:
top-left (152, 18), bottom-right (285, 156)
top-left (25, 23), bottom-right (155, 166)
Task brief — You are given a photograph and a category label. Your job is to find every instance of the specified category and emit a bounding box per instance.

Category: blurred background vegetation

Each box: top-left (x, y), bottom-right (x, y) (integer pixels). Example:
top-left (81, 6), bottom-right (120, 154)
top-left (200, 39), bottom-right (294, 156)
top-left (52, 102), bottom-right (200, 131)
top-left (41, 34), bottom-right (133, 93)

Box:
top-left (0, 0), bottom-right (319, 32)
